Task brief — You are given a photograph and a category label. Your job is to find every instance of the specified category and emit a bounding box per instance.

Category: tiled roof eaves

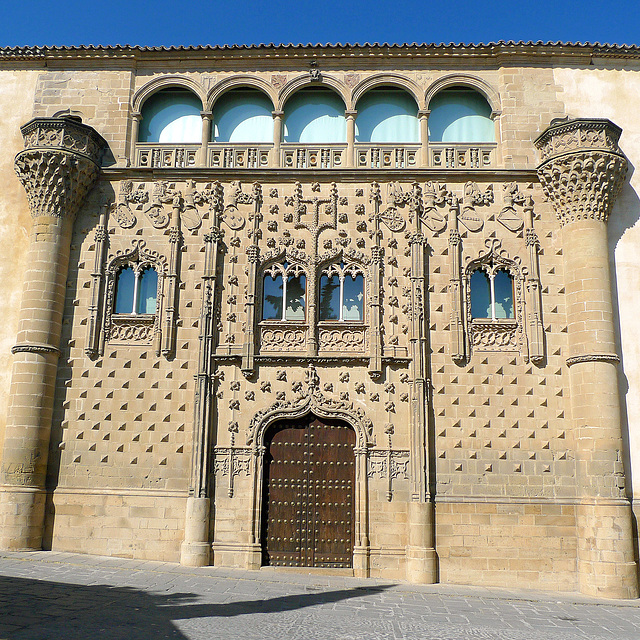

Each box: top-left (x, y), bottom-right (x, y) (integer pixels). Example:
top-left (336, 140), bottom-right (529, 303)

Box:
top-left (1, 41), bottom-right (639, 60)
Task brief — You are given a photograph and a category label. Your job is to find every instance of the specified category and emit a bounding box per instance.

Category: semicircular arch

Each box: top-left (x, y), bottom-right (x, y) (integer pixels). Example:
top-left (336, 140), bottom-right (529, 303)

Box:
top-left (277, 74), bottom-right (350, 111)
top-left (207, 75), bottom-right (277, 111)
top-left (425, 74), bottom-right (501, 115)
top-left (132, 75), bottom-right (206, 113)
top-left (352, 73), bottom-right (423, 110)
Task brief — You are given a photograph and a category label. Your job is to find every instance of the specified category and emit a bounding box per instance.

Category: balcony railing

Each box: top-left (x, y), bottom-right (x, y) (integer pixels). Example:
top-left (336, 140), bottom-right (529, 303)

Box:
top-left (208, 144), bottom-right (271, 169)
top-left (281, 144), bottom-right (346, 169)
top-left (135, 143), bottom-right (200, 168)
top-left (132, 141), bottom-right (498, 169)
top-left (355, 144), bottom-right (420, 169)
top-left (430, 143), bottom-right (496, 169)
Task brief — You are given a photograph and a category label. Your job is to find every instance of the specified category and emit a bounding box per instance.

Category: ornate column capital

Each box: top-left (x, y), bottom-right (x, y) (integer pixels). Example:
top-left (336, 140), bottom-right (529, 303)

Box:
top-left (535, 118), bottom-right (627, 227)
top-left (14, 116), bottom-right (106, 220)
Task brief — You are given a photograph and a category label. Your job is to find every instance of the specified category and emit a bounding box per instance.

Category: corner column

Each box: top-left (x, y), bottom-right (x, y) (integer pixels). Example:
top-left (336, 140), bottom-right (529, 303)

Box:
top-left (536, 118), bottom-right (639, 599)
top-left (0, 117), bottom-right (105, 550)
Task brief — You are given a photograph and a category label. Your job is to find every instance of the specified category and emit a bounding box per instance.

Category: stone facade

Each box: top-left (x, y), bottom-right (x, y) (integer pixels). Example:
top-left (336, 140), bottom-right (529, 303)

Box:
top-left (0, 42), bottom-right (639, 598)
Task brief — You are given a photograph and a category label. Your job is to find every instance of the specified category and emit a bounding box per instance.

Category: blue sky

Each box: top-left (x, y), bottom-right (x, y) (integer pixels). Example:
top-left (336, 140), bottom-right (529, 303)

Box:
top-left (2, 0), bottom-right (639, 47)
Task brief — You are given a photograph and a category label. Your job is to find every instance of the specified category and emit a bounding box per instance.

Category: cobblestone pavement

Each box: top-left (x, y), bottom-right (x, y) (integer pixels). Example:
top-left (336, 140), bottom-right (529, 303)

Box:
top-left (1, 551), bottom-right (640, 640)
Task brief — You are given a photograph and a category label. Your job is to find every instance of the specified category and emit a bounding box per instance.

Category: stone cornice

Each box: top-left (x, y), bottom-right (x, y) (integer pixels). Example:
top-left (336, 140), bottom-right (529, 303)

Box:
top-left (1, 41), bottom-right (639, 67)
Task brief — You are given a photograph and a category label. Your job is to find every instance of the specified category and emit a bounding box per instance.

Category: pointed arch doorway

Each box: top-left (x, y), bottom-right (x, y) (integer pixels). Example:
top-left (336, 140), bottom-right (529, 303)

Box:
top-left (261, 414), bottom-right (355, 568)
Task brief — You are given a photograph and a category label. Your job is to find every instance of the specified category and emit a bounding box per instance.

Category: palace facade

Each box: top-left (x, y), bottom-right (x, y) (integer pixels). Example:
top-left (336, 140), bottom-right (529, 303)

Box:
top-left (0, 42), bottom-right (639, 598)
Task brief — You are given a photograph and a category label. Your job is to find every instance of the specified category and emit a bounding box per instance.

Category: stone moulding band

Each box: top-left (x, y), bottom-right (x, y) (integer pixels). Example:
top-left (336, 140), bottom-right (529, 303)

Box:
top-left (11, 342), bottom-right (61, 356)
top-left (565, 352), bottom-right (620, 367)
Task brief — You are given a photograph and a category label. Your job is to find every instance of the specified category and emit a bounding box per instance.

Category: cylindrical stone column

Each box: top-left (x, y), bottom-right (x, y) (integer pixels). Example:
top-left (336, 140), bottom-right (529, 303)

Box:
top-left (200, 110), bottom-right (212, 167)
top-left (345, 110), bottom-right (357, 168)
top-left (536, 118), bottom-right (639, 599)
top-left (418, 110), bottom-right (429, 168)
top-left (0, 116), bottom-right (105, 550)
top-left (271, 110), bottom-right (283, 167)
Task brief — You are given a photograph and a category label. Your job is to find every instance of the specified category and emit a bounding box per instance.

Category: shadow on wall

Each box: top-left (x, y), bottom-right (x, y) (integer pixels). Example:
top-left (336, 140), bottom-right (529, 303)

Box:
top-left (0, 573), bottom-right (393, 639)
top-left (608, 162), bottom-right (640, 498)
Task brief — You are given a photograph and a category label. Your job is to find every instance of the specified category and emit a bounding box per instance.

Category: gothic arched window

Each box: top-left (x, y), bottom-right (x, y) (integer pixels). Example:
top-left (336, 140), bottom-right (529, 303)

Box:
top-left (319, 263), bottom-right (364, 322)
top-left (470, 267), bottom-right (514, 320)
top-left (115, 265), bottom-right (158, 315)
top-left (262, 263), bottom-right (307, 321)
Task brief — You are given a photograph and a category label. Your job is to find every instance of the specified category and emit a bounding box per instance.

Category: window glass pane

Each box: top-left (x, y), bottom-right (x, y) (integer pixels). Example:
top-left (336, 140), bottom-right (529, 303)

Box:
top-left (493, 270), bottom-right (514, 319)
top-left (213, 89), bottom-right (273, 143)
top-left (137, 268), bottom-right (158, 314)
top-left (343, 273), bottom-right (364, 321)
top-left (470, 270), bottom-right (491, 319)
top-left (285, 275), bottom-right (306, 321)
top-left (115, 267), bottom-right (135, 314)
top-left (139, 89), bottom-right (203, 143)
top-left (428, 89), bottom-right (494, 143)
top-left (263, 273), bottom-right (283, 320)
top-left (283, 89), bottom-right (347, 143)
top-left (355, 89), bottom-right (419, 143)
top-left (319, 274), bottom-right (340, 320)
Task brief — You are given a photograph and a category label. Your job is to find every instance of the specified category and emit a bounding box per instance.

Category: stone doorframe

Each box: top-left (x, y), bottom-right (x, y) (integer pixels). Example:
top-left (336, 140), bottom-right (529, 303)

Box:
top-left (246, 370), bottom-right (374, 577)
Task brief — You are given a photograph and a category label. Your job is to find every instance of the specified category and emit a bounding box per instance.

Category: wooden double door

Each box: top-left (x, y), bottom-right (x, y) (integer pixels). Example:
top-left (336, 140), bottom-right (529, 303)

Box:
top-left (262, 416), bottom-right (355, 568)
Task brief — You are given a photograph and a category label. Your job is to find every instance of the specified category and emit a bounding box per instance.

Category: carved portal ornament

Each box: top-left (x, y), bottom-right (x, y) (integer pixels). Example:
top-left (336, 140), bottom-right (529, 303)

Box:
top-left (15, 116), bottom-right (105, 220)
top-left (535, 118), bottom-right (628, 226)
top-left (247, 365), bottom-right (374, 450)
top-left (464, 238), bottom-right (526, 357)
top-left (102, 240), bottom-right (168, 355)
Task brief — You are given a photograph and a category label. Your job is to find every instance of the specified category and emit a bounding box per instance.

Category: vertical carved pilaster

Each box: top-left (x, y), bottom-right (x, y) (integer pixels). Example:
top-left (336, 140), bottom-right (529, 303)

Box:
top-left (85, 203), bottom-right (109, 358)
top-left (0, 117), bottom-right (105, 551)
top-left (448, 196), bottom-right (465, 362)
top-left (241, 182), bottom-right (262, 378)
top-left (181, 181), bottom-right (224, 567)
top-left (523, 198), bottom-right (544, 363)
top-left (368, 182), bottom-right (383, 378)
top-left (162, 196), bottom-right (182, 358)
top-left (408, 182), bottom-right (427, 501)
top-left (536, 118), bottom-right (638, 599)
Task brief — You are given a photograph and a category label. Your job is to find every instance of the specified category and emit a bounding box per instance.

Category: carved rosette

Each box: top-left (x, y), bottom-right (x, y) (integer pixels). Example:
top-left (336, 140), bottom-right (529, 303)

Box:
top-left (14, 117), bottom-right (105, 220)
top-left (535, 118), bottom-right (627, 226)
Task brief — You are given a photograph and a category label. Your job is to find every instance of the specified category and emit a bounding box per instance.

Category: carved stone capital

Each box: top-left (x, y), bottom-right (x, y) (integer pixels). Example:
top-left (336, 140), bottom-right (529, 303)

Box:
top-left (535, 118), bottom-right (627, 227)
top-left (14, 117), bottom-right (106, 220)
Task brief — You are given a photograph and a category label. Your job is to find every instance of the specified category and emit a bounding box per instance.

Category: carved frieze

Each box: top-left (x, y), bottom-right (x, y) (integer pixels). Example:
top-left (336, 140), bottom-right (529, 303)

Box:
top-left (318, 326), bottom-right (367, 352)
top-left (260, 325), bottom-right (307, 351)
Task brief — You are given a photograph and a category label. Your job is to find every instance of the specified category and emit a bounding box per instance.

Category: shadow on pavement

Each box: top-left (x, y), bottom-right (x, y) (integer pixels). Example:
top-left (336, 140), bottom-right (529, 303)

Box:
top-left (0, 574), bottom-right (393, 639)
